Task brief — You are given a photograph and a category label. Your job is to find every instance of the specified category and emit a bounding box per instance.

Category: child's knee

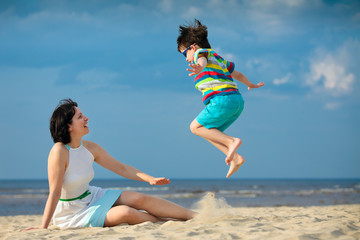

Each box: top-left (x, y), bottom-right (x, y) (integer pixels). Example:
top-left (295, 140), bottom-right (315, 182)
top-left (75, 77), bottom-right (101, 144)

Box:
top-left (190, 123), bottom-right (199, 135)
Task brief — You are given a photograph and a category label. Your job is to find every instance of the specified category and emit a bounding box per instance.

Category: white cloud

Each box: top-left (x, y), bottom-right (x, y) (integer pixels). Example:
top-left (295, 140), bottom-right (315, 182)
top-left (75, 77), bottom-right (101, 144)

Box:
top-left (158, 0), bottom-right (173, 13)
top-left (353, 12), bottom-right (360, 21)
top-left (17, 11), bottom-right (97, 30)
top-left (245, 58), bottom-right (271, 72)
top-left (212, 48), bottom-right (238, 62)
top-left (181, 6), bottom-right (202, 19)
top-left (306, 40), bottom-right (358, 96)
top-left (247, 0), bottom-right (308, 8)
top-left (281, 0), bottom-right (306, 7)
top-left (324, 102), bottom-right (341, 110)
top-left (307, 59), bottom-right (354, 96)
top-left (0, 66), bottom-right (60, 88)
top-left (76, 68), bottom-right (126, 90)
top-left (273, 73), bottom-right (292, 85)
top-left (239, 0), bottom-right (316, 36)
top-left (222, 53), bottom-right (237, 62)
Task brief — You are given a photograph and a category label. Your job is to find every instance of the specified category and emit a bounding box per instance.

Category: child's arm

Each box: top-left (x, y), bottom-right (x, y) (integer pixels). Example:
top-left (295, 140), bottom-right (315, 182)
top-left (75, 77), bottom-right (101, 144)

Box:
top-left (231, 70), bottom-right (264, 90)
top-left (187, 56), bottom-right (207, 76)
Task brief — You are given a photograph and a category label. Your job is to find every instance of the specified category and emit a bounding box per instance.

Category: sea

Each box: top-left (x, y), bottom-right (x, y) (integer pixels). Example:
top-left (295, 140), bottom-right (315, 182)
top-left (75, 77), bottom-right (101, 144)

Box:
top-left (0, 179), bottom-right (359, 216)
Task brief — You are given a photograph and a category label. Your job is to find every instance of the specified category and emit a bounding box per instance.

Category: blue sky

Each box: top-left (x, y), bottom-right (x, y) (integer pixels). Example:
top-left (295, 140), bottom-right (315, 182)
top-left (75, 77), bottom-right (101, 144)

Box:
top-left (0, 0), bottom-right (359, 179)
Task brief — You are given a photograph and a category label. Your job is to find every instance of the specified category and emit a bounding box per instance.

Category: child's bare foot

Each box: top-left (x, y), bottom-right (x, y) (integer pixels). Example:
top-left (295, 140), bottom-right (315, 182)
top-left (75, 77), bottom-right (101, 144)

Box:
top-left (225, 138), bottom-right (242, 165)
top-left (226, 153), bottom-right (245, 178)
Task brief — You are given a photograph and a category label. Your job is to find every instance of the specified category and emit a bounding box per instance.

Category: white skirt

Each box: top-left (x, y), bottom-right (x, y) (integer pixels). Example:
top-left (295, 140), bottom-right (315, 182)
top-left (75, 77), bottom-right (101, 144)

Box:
top-left (53, 186), bottom-right (122, 228)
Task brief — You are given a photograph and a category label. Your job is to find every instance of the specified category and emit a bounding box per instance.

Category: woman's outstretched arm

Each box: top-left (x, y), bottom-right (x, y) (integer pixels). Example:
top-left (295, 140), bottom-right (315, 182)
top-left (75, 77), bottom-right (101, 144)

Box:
top-left (86, 141), bottom-right (170, 185)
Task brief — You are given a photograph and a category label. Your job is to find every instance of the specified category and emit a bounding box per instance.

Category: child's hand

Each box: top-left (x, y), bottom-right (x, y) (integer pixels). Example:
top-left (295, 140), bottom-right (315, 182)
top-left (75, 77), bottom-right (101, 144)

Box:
top-left (248, 82), bottom-right (265, 90)
top-left (149, 177), bottom-right (171, 185)
top-left (187, 63), bottom-right (205, 76)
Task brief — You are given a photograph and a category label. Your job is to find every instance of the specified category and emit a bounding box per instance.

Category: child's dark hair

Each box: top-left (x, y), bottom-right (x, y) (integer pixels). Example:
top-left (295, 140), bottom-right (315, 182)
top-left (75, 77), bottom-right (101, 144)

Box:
top-left (50, 98), bottom-right (78, 144)
top-left (177, 19), bottom-right (211, 52)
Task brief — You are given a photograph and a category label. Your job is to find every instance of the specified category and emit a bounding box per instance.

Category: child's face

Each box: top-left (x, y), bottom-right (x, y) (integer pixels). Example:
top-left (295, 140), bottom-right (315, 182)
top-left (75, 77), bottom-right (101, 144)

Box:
top-left (180, 44), bottom-right (198, 63)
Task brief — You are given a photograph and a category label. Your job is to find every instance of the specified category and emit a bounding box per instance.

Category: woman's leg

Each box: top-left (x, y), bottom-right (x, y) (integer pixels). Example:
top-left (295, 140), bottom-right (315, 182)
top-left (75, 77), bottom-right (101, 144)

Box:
top-left (114, 191), bottom-right (196, 220)
top-left (104, 205), bottom-right (161, 227)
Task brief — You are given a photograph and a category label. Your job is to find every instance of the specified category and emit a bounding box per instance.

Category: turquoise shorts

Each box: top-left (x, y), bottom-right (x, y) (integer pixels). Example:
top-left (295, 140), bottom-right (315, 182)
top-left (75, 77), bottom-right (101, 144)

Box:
top-left (196, 93), bottom-right (244, 132)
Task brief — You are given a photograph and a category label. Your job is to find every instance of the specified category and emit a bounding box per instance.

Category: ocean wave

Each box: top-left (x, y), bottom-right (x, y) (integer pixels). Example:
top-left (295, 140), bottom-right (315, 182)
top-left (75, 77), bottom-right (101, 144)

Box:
top-left (294, 188), bottom-right (358, 196)
top-left (218, 190), bottom-right (260, 198)
top-left (1, 183), bottom-right (359, 202)
top-left (0, 188), bottom-right (48, 194)
top-left (155, 190), bottom-right (261, 199)
top-left (155, 193), bottom-right (199, 199)
top-left (0, 194), bottom-right (47, 199)
top-left (22, 189), bottom-right (48, 193)
top-left (107, 186), bottom-right (169, 191)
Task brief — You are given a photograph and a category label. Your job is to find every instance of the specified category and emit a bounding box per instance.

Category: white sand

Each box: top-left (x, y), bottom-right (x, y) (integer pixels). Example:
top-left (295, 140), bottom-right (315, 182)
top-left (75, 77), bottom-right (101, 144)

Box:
top-left (1, 193), bottom-right (359, 240)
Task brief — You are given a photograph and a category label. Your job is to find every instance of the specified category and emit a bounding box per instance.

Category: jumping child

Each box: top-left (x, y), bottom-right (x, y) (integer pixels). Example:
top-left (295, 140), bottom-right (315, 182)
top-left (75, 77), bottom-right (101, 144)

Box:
top-left (177, 19), bottom-right (264, 178)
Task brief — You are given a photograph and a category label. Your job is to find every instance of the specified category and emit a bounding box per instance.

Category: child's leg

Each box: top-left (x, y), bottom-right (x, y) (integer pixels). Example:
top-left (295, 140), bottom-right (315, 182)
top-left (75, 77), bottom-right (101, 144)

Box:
top-left (190, 119), bottom-right (244, 177)
top-left (204, 138), bottom-right (245, 178)
top-left (190, 119), bottom-right (242, 162)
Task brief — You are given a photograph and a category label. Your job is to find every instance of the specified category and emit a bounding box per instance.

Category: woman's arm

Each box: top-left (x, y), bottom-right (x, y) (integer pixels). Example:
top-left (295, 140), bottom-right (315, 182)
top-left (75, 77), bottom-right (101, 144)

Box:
top-left (87, 141), bottom-right (169, 185)
top-left (41, 145), bottom-right (67, 228)
top-left (24, 143), bottom-right (67, 231)
top-left (231, 70), bottom-right (265, 90)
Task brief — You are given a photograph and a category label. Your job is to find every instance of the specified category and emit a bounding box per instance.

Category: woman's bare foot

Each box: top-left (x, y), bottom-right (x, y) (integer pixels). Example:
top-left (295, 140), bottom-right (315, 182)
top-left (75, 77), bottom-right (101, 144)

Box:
top-left (226, 153), bottom-right (245, 178)
top-left (225, 138), bottom-right (242, 165)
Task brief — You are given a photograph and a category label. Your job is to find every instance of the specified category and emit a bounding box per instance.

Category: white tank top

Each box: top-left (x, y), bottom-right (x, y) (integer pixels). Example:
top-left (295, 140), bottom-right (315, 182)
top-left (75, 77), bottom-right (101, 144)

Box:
top-left (60, 142), bottom-right (95, 199)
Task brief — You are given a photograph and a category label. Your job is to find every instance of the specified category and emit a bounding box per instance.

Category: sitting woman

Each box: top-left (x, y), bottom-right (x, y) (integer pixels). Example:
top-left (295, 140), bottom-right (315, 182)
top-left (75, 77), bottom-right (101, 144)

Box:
top-left (27, 98), bottom-right (196, 229)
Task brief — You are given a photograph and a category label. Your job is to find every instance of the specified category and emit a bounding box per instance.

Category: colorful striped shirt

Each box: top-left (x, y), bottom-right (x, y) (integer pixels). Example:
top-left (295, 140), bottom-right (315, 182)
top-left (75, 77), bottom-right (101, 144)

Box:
top-left (193, 48), bottom-right (239, 105)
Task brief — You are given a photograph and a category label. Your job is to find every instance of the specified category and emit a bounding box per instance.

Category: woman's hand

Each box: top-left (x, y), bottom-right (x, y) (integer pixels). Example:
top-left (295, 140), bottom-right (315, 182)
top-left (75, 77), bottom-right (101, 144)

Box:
top-left (149, 177), bottom-right (171, 185)
top-left (22, 227), bottom-right (45, 232)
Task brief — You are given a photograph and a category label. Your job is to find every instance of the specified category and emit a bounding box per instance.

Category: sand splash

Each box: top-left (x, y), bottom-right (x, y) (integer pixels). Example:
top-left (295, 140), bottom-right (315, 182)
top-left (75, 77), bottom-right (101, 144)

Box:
top-left (191, 192), bottom-right (234, 223)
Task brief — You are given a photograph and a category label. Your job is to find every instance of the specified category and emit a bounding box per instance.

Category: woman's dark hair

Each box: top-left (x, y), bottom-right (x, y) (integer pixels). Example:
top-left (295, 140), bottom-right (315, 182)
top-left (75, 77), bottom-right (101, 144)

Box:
top-left (50, 99), bottom-right (78, 144)
top-left (177, 19), bottom-right (211, 52)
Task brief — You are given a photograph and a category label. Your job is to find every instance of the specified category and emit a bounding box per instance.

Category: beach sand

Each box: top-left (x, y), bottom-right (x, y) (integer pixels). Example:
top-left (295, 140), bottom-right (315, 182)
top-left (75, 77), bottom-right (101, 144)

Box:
top-left (1, 193), bottom-right (359, 240)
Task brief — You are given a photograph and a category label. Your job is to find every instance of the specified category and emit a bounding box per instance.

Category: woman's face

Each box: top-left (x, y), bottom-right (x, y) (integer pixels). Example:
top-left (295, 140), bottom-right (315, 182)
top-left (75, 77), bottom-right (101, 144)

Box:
top-left (68, 107), bottom-right (89, 137)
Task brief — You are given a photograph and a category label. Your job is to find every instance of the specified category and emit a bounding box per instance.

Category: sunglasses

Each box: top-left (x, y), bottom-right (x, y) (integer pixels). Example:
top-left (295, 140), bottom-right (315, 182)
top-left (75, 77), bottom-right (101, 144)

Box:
top-left (182, 43), bottom-right (196, 57)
